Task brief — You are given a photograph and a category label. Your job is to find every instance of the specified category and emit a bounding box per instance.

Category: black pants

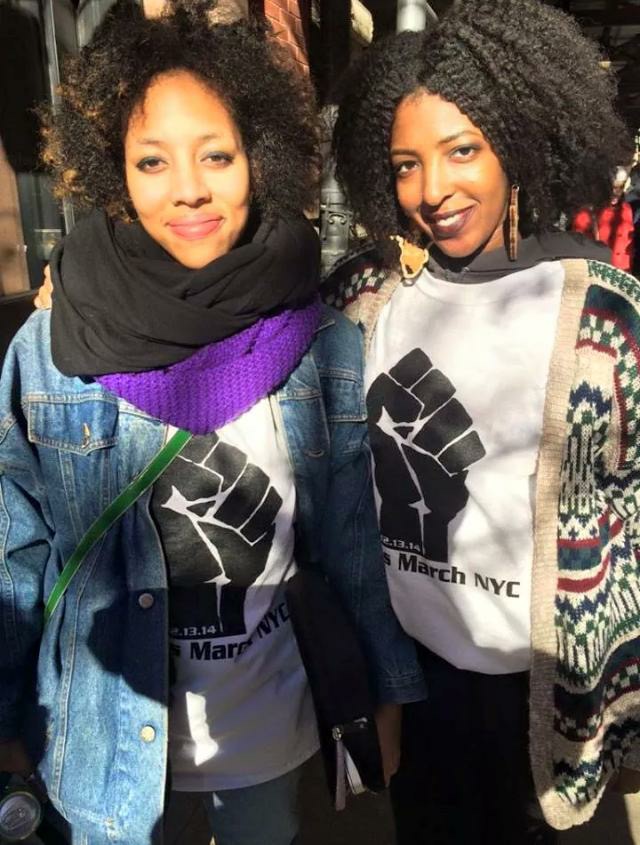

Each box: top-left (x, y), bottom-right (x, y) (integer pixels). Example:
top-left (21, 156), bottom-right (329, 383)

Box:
top-left (390, 646), bottom-right (558, 845)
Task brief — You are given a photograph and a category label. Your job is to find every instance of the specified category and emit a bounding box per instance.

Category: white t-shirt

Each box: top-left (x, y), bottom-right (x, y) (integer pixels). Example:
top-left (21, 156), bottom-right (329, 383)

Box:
top-left (365, 262), bottom-right (564, 674)
top-left (151, 399), bottom-right (318, 790)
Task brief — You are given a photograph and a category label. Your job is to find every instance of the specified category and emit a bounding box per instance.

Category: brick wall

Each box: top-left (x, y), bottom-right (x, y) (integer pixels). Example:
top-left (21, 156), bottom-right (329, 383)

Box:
top-left (264, 0), bottom-right (310, 71)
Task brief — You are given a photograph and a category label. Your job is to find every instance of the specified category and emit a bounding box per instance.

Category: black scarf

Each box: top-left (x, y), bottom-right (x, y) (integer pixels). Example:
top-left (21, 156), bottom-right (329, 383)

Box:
top-left (50, 209), bottom-right (320, 376)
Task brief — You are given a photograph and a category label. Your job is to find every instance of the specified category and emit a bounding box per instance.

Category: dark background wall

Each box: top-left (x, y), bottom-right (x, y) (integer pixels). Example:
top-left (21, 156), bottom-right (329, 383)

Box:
top-left (0, 293), bottom-right (34, 367)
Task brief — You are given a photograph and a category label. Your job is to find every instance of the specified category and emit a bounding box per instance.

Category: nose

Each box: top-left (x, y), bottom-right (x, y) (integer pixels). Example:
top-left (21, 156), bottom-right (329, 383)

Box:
top-left (420, 158), bottom-right (454, 210)
top-left (170, 161), bottom-right (211, 207)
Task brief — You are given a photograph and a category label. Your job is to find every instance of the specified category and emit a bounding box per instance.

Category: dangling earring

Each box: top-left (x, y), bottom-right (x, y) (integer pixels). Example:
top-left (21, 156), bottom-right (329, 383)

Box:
top-left (391, 236), bottom-right (430, 282)
top-left (508, 184), bottom-right (520, 262)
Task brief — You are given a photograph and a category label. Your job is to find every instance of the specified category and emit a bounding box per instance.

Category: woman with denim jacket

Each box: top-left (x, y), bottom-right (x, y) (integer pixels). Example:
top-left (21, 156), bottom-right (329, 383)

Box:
top-left (0, 3), bottom-right (425, 843)
top-left (325, 1), bottom-right (640, 843)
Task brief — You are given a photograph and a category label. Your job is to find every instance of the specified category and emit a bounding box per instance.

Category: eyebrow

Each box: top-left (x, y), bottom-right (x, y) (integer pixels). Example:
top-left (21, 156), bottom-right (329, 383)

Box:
top-left (438, 129), bottom-right (483, 145)
top-left (390, 129), bottom-right (483, 156)
top-left (134, 132), bottom-right (223, 145)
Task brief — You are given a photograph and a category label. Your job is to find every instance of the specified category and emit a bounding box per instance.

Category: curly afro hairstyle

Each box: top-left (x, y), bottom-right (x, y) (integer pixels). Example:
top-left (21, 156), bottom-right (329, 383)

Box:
top-left (41, 0), bottom-right (318, 220)
top-left (333, 0), bottom-right (632, 251)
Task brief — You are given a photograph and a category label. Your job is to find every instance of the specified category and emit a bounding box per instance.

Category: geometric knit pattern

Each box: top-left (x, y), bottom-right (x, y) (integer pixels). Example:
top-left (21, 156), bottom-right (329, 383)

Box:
top-left (553, 264), bottom-right (640, 810)
top-left (324, 253), bottom-right (640, 831)
top-left (321, 243), bottom-right (388, 311)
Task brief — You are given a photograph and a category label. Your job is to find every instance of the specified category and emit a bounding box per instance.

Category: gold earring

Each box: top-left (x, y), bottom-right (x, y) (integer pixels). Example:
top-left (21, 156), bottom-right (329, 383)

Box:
top-left (391, 236), bottom-right (430, 281)
top-left (508, 185), bottom-right (520, 262)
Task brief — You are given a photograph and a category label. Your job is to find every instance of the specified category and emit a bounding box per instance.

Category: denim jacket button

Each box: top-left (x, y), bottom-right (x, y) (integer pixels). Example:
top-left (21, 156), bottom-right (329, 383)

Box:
top-left (140, 726), bottom-right (156, 743)
top-left (138, 593), bottom-right (154, 610)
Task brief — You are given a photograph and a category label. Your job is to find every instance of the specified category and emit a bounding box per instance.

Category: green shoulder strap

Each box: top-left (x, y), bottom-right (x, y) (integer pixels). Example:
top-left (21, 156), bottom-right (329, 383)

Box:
top-left (43, 428), bottom-right (193, 625)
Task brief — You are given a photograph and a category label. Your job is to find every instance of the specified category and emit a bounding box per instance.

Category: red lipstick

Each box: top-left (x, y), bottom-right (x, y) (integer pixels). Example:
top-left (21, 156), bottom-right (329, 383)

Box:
top-left (426, 206), bottom-right (475, 239)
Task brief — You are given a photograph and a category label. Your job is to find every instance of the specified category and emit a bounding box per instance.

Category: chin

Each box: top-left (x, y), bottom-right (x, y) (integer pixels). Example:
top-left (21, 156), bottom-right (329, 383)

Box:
top-left (433, 230), bottom-right (498, 260)
top-left (176, 255), bottom-right (218, 269)
top-left (170, 245), bottom-right (226, 269)
top-left (433, 240), bottom-right (475, 259)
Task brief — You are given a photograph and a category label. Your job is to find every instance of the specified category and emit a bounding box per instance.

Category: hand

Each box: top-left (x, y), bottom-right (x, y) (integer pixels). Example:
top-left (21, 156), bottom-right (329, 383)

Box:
top-left (154, 435), bottom-right (283, 638)
top-left (33, 265), bottom-right (53, 310)
top-left (375, 702), bottom-right (402, 786)
top-left (0, 738), bottom-right (32, 778)
top-left (367, 348), bottom-right (485, 562)
top-left (612, 766), bottom-right (640, 793)
top-left (142, 0), bottom-right (166, 16)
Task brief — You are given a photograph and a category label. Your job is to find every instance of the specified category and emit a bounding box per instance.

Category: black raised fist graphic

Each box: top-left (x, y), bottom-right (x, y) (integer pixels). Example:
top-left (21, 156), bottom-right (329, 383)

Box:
top-left (367, 349), bottom-right (485, 562)
top-left (153, 435), bottom-right (283, 637)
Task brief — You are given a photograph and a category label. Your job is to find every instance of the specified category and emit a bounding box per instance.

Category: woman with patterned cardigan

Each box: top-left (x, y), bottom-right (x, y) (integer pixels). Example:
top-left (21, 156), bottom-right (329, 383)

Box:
top-left (325, 0), bottom-right (640, 842)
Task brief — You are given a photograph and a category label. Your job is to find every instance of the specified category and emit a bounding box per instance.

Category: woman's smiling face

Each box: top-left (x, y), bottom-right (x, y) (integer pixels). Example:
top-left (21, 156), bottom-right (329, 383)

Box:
top-left (124, 70), bottom-right (251, 269)
top-left (390, 92), bottom-right (510, 259)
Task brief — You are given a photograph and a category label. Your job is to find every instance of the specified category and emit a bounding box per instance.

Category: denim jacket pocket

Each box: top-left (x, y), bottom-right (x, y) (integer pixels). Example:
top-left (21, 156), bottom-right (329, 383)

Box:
top-left (25, 394), bottom-right (119, 540)
top-left (318, 369), bottom-right (367, 424)
top-left (27, 394), bottom-right (119, 454)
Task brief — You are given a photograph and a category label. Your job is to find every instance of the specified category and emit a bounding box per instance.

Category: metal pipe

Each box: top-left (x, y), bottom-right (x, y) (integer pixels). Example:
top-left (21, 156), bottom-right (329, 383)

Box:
top-left (319, 106), bottom-right (352, 277)
top-left (318, 3), bottom-right (352, 275)
top-left (396, 0), bottom-right (437, 33)
top-left (320, 162), bottom-right (353, 277)
top-left (319, 0), bottom-right (351, 105)
top-left (42, 0), bottom-right (75, 232)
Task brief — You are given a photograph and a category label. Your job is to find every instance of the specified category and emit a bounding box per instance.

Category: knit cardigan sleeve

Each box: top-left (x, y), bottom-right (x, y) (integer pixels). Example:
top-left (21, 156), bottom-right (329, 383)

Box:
top-left (605, 264), bottom-right (640, 770)
top-left (322, 245), bottom-right (402, 352)
top-left (530, 259), bottom-right (640, 828)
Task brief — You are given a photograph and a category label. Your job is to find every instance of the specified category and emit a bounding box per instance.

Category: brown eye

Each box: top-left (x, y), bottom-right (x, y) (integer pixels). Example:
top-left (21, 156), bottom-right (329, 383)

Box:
top-left (203, 152), bottom-right (233, 166)
top-left (137, 157), bottom-right (165, 172)
top-left (451, 145), bottom-right (479, 161)
top-left (394, 160), bottom-right (418, 177)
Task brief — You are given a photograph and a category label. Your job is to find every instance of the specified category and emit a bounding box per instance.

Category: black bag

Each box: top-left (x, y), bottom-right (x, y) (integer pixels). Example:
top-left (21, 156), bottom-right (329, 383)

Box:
top-left (285, 569), bottom-right (385, 809)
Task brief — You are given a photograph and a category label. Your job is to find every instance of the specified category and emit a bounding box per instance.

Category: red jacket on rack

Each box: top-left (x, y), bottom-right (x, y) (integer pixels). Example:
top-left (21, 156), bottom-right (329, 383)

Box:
top-left (572, 201), bottom-right (634, 271)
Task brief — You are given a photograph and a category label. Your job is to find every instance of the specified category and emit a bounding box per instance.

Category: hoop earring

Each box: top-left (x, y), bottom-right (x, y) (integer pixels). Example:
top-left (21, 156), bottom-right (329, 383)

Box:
top-left (391, 236), bottom-right (430, 281)
top-left (508, 184), bottom-right (520, 262)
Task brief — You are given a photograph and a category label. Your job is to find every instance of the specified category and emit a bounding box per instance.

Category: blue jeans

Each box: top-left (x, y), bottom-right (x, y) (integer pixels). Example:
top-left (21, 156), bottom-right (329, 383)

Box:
top-left (164, 766), bottom-right (301, 845)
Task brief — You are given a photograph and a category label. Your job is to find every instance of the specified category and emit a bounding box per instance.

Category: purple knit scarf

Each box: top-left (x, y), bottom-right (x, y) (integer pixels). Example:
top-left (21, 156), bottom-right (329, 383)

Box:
top-left (97, 298), bottom-right (322, 435)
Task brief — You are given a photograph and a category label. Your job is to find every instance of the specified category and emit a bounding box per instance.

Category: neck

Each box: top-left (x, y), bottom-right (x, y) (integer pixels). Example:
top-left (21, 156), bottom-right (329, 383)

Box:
top-left (430, 239), bottom-right (510, 272)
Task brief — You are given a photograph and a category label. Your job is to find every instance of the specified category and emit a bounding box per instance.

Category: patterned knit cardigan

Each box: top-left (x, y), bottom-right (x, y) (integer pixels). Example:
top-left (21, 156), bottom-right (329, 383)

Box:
top-left (323, 252), bottom-right (640, 830)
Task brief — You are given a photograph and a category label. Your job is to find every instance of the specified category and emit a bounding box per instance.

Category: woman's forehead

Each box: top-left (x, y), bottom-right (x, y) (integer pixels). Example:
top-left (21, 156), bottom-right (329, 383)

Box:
top-left (393, 93), bottom-right (484, 141)
top-left (127, 71), bottom-right (241, 142)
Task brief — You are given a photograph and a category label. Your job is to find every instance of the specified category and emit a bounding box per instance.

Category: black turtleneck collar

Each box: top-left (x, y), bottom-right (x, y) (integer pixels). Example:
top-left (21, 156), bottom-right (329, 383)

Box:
top-left (427, 232), bottom-right (611, 284)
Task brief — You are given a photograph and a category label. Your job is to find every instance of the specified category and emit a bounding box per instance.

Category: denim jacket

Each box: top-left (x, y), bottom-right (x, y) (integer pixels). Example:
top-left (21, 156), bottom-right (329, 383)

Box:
top-left (0, 306), bottom-right (425, 845)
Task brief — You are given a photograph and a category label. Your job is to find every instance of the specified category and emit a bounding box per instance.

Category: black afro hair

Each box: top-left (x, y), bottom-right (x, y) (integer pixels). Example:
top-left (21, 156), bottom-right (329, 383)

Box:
top-left (333, 0), bottom-right (632, 250)
top-left (41, 0), bottom-right (319, 220)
